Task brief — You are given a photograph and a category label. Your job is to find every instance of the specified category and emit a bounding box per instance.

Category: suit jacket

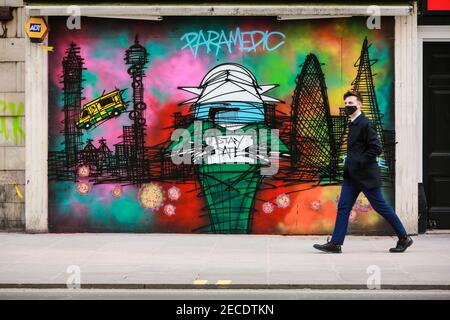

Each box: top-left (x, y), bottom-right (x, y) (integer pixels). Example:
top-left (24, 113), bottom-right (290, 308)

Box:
top-left (343, 112), bottom-right (383, 190)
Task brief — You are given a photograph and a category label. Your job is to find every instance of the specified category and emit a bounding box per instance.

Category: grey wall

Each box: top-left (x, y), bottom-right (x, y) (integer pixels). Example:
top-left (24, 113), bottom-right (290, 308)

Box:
top-left (0, 0), bottom-right (25, 230)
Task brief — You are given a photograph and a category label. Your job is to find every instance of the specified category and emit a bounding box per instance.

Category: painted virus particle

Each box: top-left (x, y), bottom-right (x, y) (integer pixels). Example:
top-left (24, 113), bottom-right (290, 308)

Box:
top-left (76, 182), bottom-right (91, 196)
top-left (349, 210), bottom-right (358, 223)
top-left (310, 200), bottom-right (322, 211)
top-left (77, 165), bottom-right (90, 178)
top-left (355, 197), bottom-right (372, 213)
top-left (112, 185), bottom-right (123, 198)
top-left (262, 202), bottom-right (275, 214)
top-left (276, 193), bottom-right (291, 209)
top-left (138, 183), bottom-right (164, 211)
top-left (167, 186), bottom-right (181, 201)
top-left (164, 204), bottom-right (176, 216)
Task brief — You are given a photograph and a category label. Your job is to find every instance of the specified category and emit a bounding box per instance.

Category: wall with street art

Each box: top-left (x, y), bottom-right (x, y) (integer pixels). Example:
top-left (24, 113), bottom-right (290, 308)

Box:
top-left (48, 16), bottom-right (396, 234)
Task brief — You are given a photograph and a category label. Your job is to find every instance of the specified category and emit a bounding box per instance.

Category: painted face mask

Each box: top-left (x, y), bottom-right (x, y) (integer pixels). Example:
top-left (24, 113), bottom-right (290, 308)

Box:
top-left (344, 105), bottom-right (358, 116)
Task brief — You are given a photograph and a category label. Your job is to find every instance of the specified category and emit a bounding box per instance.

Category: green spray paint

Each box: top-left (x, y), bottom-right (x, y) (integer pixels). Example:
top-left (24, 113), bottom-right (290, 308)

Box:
top-left (167, 121), bottom-right (288, 234)
top-left (0, 100), bottom-right (25, 145)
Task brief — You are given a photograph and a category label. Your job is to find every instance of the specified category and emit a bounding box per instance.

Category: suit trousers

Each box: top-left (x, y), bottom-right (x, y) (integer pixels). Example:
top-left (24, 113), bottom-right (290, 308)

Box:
top-left (331, 180), bottom-right (408, 245)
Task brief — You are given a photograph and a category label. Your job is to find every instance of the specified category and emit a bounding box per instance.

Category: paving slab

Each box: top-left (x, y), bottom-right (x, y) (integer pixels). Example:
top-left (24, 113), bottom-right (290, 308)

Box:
top-left (0, 233), bottom-right (449, 289)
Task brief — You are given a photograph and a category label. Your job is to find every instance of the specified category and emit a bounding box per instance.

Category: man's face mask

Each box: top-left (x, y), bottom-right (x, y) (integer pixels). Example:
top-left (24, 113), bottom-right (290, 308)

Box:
top-left (344, 105), bottom-right (358, 116)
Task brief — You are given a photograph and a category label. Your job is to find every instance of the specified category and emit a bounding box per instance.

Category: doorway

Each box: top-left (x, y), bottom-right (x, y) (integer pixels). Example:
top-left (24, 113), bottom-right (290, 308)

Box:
top-left (423, 41), bottom-right (450, 228)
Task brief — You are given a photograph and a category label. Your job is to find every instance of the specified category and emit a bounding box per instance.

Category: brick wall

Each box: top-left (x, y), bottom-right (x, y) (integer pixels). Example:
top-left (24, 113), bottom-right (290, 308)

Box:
top-left (0, 0), bottom-right (25, 231)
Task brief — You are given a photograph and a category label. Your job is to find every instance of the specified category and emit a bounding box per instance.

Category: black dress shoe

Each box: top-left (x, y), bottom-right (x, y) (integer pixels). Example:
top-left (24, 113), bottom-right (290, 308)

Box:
top-left (313, 238), bottom-right (342, 253)
top-left (389, 236), bottom-right (413, 253)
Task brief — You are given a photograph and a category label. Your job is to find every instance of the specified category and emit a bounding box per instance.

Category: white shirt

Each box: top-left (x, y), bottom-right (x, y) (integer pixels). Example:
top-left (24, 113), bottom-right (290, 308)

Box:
top-left (350, 110), bottom-right (362, 122)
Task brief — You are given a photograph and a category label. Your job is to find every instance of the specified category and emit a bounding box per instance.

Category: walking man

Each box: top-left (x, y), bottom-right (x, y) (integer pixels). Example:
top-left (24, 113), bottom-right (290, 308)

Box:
top-left (313, 90), bottom-right (413, 253)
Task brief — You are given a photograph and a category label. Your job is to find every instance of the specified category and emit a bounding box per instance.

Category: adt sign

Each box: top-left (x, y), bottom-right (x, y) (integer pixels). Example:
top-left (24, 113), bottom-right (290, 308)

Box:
top-left (25, 17), bottom-right (48, 43)
top-left (29, 23), bottom-right (42, 32)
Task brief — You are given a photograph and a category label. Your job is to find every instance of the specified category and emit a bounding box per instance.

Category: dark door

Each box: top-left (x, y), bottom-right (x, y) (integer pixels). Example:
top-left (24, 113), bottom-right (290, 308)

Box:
top-left (423, 41), bottom-right (450, 228)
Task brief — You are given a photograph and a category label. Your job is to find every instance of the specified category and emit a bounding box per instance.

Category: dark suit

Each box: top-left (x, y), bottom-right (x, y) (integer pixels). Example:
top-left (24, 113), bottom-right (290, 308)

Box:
top-left (343, 112), bottom-right (382, 190)
top-left (331, 112), bottom-right (408, 245)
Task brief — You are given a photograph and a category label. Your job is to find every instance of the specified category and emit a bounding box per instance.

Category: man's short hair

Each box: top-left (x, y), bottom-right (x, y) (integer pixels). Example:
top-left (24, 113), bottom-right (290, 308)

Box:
top-left (343, 90), bottom-right (363, 103)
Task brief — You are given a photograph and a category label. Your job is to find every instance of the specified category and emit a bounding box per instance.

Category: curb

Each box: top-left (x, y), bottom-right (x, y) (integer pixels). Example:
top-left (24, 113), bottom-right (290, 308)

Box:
top-left (1, 284), bottom-right (450, 290)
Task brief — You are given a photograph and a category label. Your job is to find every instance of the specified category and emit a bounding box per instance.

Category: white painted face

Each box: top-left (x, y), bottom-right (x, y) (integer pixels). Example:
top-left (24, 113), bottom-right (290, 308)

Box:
top-left (344, 95), bottom-right (362, 114)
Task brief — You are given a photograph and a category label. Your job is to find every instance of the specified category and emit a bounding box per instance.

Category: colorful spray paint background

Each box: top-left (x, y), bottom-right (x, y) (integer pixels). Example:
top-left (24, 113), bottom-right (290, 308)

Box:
top-left (48, 16), bottom-right (395, 234)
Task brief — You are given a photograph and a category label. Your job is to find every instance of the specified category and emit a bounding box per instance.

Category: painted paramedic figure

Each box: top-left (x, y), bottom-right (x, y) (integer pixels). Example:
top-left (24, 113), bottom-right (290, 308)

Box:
top-left (313, 90), bottom-right (413, 253)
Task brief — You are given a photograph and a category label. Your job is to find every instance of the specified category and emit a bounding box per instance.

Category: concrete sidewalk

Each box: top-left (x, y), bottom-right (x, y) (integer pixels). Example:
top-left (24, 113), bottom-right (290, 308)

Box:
top-left (0, 233), bottom-right (449, 289)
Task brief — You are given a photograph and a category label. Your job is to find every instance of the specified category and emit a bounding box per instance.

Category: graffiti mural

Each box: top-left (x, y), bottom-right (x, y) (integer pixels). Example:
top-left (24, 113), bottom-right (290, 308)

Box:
top-left (48, 16), bottom-right (395, 234)
top-left (0, 99), bottom-right (25, 146)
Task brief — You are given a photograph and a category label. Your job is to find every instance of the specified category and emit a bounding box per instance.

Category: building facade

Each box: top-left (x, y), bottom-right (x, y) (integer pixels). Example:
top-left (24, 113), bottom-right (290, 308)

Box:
top-left (0, 1), bottom-right (447, 235)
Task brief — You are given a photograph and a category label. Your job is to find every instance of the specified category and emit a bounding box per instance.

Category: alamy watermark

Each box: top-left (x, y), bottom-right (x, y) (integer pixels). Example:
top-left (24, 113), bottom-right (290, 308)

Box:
top-left (66, 6), bottom-right (81, 30)
top-left (66, 265), bottom-right (81, 289)
top-left (366, 5), bottom-right (382, 30)
top-left (366, 265), bottom-right (381, 290)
